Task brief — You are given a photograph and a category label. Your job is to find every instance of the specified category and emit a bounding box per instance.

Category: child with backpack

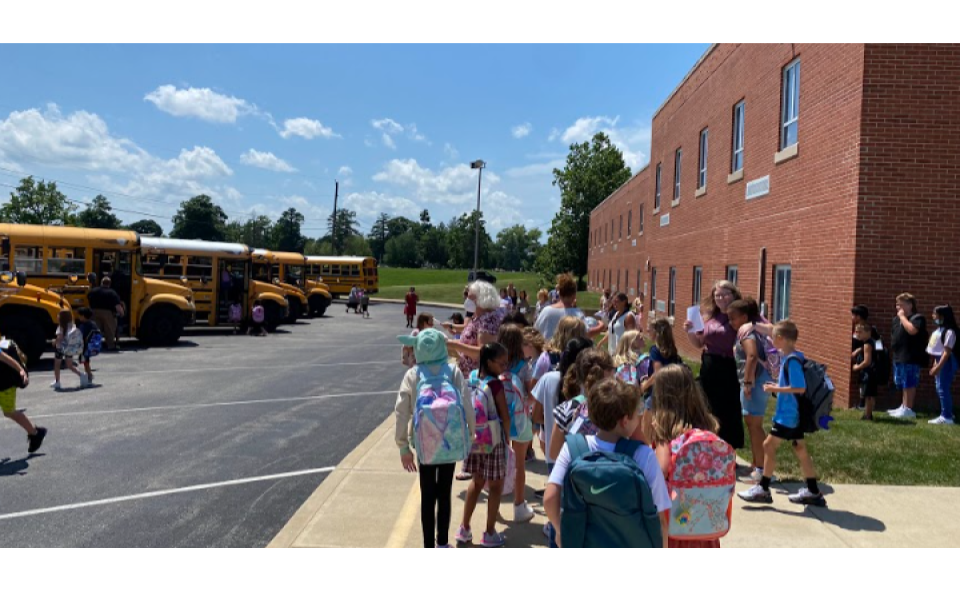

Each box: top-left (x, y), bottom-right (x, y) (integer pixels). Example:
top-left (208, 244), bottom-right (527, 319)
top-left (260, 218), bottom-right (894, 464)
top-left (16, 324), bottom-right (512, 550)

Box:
top-left (852, 323), bottom-right (878, 421)
top-left (458, 342), bottom-right (512, 547)
top-left (544, 378), bottom-right (671, 548)
top-left (249, 300), bottom-right (267, 337)
top-left (728, 298), bottom-right (774, 480)
top-left (51, 309), bottom-right (87, 390)
top-left (523, 327), bottom-right (547, 458)
top-left (738, 320), bottom-right (827, 507)
top-left (497, 324), bottom-right (536, 523)
top-left (228, 299), bottom-right (243, 334)
top-left (1, 339), bottom-right (47, 453)
top-left (639, 317), bottom-right (684, 441)
top-left (547, 348), bottom-right (616, 462)
top-left (395, 328), bottom-right (474, 548)
top-left (613, 330), bottom-right (644, 385)
top-left (402, 313), bottom-right (435, 368)
top-left (76, 307), bottom-right (102, 387)
top-left (360, 288), bottom-right (370, 318)
top-left (650, 364), bottom-right (734, 547)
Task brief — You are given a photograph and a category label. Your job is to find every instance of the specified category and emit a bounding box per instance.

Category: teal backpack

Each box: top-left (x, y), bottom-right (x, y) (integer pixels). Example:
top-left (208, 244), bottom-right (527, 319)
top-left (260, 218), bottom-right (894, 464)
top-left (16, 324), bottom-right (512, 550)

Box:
top-left (560, 434), bottom-right (663, 548)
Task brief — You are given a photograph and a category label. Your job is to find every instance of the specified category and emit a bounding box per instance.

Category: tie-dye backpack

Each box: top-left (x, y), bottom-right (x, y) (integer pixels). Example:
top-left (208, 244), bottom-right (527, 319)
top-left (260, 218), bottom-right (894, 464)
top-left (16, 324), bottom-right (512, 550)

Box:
top-left (413, 363), bottom-right (470, 466)
top-left (501, 362), bottom-right (529, 438)
top-left (667, 429), bottom-right (736, 541)
top-left (468, 370), bottom-right (502, 454)
top-left (567, 394), bottom-right (599, 437)
top-left (616, 363), bottom-right (639, 385)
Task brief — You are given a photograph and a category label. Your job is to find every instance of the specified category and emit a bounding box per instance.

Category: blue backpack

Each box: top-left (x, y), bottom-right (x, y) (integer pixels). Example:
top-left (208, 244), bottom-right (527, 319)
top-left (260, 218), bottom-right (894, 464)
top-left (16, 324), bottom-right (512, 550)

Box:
top-left (561, 434), bottom-right (663, 548)
top-left (413, 364), bottom-right (470, 465)
top-left (500, 362), bottom-right (529, 438)
top-left (87, 331), bottom-right (103, 357)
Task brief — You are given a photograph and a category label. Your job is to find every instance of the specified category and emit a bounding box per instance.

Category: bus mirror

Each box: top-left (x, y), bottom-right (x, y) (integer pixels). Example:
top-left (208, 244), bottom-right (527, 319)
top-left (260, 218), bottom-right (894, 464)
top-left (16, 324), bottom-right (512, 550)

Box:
top-left (181, 276), bottom-right (189, 285)
top-left (0, 272), bottom-right (12, 284)
top-left (68, 274), bottom-right (79, 284)
top-left (16, 271), bottom-right (27, 287)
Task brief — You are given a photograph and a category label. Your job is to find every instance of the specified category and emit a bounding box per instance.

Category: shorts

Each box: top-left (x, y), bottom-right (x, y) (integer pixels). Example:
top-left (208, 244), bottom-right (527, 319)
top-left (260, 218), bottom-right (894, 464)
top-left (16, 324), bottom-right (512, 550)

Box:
top-left (514, 418), bottom-right (534, 443)
top-left (770, 421), bottom-right (804, 441)
top-left (859, 372), bottom-right (878, 398)
top-left (55, 350), bottom-right (78, 361)
top-left (0, 387), bottom-right (17, 414)
top-left (893, 363), bottom-right (920, 390)
top-left (741, 370), bottom-right (773, 417)
top-left (464, 444), bottom-right (506, 481)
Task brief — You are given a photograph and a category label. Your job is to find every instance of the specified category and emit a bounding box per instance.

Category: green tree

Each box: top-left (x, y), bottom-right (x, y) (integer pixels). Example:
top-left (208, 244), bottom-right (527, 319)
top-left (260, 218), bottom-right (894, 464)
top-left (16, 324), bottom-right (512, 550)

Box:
top-left (76, 195), bottom-right (123, 229)
top-left (496, 225), bottom-right (542, 272)
top-left (446, 210), bottom-right (492, 269)
top-left (327, 208), bottom-right (360, 255)
top-left (234, 215), bottom-right (272, 248)
top-left (0, 176), bottom-right (75, 225)
top-left (304, 238), bottom-right (335, 256)
top-left (171, 194), bottom-right (229, 241)
top-left (419, 209), bottom-right (431, 227)
top-left (224, 220), bottom-right (243, 243)
top-left (385, 230), bottom-right (422, 267)
top-left (420, 223), bottom-right (448, 268)
top-left (343, 234), bottom-right (373, 257)
top-left (367, 212), bottom-right (390, 263)
top-left (272, 208), bottom-right (306, 252)
top-left (127, 219), bottom-right (163, 237)
top-left (537, 132), bottom-right (631, 286)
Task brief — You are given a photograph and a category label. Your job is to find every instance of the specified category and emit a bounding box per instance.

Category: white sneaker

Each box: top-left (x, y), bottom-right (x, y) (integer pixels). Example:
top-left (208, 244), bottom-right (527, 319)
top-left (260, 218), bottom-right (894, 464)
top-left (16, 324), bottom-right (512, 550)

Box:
top-left (79, 374), bottom-right (89, 388)
top-left (513, 502), bottom-right (535, 523)
top-left (887, 406), bottom-right (904, 415)
top-left (928, 416), bottom-right (955, 425)
top-left (894, 407), bottom-right (916, 419)
top-left (50, 381), bottom-right (61, 391)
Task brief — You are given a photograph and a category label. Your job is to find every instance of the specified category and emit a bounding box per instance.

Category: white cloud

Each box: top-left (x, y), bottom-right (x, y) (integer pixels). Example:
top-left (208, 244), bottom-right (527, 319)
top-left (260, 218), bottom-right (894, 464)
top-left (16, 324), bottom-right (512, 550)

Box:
top-left (381, 133), bottom-right (397, 150)
top-left (342, 191), bottom-right (420, 222)
top-left (370, 118), bottom-right (428, 148)
top-left (278, 117), bottom-right (339, 140)
top-left (144, 85), bottom-right (255, 124)
top-left (278, 195), bottom-right (309, 208)
top-left (560, 116), bottom-right (620, 144)
top-left (371, 118), bottom-right (403, 134)
top-left (240, 149), bottom-right (297, 173)
top-left (337, 165), bottom-right (354, 186)
top-left (504, 159), bottom-right (564, 178)
top-left (512, 122), bottom-right (533, 139)
top-left (547, 128), bottom-right (561, 142)
top-left (554, 115), bottom-right (651, 171)
top-left (373, 158), bottom-right (500, 205)
top-left (444, 143), bottom-right (459, 160)
top-left (408, 123), bottom-right (428, 143)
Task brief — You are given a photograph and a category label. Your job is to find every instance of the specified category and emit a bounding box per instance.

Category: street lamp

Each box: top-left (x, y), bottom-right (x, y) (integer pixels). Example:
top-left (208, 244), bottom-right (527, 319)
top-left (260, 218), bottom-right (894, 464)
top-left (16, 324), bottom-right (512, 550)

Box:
top-left (470, 159), bottom-right (486, 275)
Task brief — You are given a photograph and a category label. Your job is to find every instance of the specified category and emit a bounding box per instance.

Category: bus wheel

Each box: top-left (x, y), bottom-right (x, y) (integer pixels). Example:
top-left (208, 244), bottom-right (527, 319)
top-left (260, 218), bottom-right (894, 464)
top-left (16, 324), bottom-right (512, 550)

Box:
top-left (264, 302), bottom-right (284, 333)
top-left (285, 297), bottom-right (302, 323)
top-left (140, 305), bottom-right (184, 346)
top-left (308, 296), bottom-right (328, 318)
top-left (0, 315), bottom-right (46, 365)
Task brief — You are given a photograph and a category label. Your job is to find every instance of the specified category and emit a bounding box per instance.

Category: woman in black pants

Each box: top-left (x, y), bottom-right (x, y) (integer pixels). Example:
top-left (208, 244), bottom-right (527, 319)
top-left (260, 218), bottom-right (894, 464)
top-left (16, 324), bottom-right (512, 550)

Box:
top-left (684, 280), bottom-right (745, 450)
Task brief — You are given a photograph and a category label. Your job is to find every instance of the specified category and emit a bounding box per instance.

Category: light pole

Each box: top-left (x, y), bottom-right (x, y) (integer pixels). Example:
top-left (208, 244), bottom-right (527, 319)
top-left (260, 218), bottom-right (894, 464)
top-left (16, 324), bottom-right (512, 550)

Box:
top-left (470, 159), bottom-right (485, 275)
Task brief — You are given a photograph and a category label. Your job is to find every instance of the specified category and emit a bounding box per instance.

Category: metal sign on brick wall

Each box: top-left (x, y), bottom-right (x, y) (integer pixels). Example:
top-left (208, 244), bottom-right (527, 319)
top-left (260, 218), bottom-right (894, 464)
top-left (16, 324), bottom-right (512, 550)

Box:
top-left (745, 175), bottom-right (770, 200)
top-left (660, 213), bottom-right (670, 227)
top-left (656, 300), bottom-right (667, 312)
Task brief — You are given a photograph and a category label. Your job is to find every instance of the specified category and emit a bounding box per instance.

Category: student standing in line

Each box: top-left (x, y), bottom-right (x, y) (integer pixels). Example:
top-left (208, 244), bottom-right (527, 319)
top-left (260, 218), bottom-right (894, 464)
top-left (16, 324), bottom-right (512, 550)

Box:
top-left (927, 305), bottom-right (958, 425)
top-left (889, 293), bottom-right (928, 419)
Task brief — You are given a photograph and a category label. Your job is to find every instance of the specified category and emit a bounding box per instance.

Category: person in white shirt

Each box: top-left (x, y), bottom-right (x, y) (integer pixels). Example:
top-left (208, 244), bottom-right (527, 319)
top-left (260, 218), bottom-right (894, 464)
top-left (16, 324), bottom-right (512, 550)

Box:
top-left (535, 273), bottom-right (604, 340)
top-left (927, 305), bottom-right (959, 424)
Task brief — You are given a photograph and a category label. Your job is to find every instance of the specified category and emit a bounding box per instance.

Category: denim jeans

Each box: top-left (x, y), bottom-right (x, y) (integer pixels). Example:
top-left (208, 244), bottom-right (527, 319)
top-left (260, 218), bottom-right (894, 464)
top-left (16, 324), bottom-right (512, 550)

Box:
top-left (935, 354), bottom-right (957, 420)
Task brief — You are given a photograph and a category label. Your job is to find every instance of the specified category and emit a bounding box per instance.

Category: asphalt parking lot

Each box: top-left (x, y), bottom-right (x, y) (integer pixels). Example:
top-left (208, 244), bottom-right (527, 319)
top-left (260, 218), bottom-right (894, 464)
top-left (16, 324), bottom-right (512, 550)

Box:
top-left (0, 302), bottom-right (410, 547)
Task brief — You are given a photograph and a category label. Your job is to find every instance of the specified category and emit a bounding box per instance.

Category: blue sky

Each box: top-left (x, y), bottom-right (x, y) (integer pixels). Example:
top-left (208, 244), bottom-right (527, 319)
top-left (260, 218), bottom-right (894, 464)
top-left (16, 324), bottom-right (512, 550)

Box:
top-left (0, 44), bottom-right (710, 237)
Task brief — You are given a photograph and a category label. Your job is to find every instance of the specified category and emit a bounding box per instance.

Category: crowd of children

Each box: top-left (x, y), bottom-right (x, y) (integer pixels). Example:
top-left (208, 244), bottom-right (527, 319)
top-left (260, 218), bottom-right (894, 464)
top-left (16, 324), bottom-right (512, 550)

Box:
top-left (395, 288), bottom-right (833, 547)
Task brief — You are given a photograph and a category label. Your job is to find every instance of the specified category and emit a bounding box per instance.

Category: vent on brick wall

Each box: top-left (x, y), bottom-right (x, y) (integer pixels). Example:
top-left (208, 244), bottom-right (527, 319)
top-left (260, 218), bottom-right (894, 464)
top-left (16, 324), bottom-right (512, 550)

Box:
top-left (745, 175), bottom-right (770, 200)
top-left (632, 239), bottom-right (637, 247)
top-left (660, 213), bottom-right (670, 227)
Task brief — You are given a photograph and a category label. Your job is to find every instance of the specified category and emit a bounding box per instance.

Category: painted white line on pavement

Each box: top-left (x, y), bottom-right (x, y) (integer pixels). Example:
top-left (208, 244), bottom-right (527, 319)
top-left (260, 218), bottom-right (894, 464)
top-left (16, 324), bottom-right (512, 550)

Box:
top-left (0, 467), bottom-right (336, 521)
top-left (32, 390), bottom-right (397, 419)
top-left (129, 360), bottom-right (398, 375)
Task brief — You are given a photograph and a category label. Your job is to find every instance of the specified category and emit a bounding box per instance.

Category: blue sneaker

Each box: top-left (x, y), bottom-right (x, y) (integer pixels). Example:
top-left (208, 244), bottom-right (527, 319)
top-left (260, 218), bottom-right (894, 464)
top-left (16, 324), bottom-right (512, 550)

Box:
top-left (480, 530), bottom-right (505, 547)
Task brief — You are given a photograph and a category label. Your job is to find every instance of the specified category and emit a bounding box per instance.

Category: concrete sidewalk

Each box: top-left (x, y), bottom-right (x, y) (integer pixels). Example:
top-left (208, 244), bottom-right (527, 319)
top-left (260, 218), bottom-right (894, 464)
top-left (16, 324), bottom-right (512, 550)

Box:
top-left (270, 415), bottom-right (960, 548)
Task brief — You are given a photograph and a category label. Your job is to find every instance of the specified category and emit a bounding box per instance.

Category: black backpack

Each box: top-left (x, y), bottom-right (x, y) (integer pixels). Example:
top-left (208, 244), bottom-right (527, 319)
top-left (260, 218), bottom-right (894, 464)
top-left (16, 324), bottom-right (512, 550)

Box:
top-left (0, 341), bottom-right (29, 391)
top-left (784, 355), bottom-right (835, 433)
top-left (872, 342), bottom-right (891, 386)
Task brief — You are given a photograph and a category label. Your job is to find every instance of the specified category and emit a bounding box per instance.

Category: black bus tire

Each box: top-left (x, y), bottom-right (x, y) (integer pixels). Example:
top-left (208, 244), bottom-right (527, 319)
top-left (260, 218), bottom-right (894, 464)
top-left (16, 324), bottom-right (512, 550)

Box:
top-left (139, 305), bottom-right (184, 346)
top-left (285, 297), bottom-right (302, 323)
top-left (264, 302), bottom-right (284, 333)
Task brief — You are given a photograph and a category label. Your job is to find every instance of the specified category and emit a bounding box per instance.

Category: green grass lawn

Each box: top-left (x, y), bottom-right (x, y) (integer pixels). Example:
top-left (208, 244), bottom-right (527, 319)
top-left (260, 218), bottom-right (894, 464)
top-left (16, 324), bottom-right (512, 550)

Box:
top-left (738, 404), bottom-right (960, 486)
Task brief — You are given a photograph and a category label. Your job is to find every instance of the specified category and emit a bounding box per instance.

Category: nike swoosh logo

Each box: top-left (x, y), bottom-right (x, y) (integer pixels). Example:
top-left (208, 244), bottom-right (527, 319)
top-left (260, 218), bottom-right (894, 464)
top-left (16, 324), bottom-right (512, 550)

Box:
top-left (590, 483), bottom-right (617, 495)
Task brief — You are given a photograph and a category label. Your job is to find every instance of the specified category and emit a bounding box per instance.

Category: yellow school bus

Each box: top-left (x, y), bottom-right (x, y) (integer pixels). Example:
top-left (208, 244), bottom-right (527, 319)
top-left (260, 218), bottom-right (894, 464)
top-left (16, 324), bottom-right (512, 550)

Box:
top-left (257, 250), bottom-right (332, 318)
top-left (0, 223), bottom-right (195, 347)
top-left (305, 256), bottom-right (379, 298)
top-left (250, 249), bottom-right (309, 322)
top-left (139, 237), bottom-right (289, 332)
top-left (0, 268), bottom-right (72, 364)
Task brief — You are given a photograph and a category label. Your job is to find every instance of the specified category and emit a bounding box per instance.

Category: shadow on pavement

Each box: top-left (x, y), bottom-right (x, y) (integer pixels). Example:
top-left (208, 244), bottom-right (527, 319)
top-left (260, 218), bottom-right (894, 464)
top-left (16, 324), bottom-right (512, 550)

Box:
top-left (0, 453), bottom-right (45, 477)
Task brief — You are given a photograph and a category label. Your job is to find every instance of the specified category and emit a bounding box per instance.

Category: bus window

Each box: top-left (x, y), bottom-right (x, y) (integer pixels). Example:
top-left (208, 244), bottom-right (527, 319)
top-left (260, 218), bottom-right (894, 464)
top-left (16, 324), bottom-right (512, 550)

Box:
top-left (47, 247), bottom-right (87, 275)
top-left (161, 255), bottom-right (184, 278)
top-left (286, 265), bottom-right (302, 285)
top-left (252, 262), bottom-right (271, 281)
top-left (186, 256), bottom-right (213, 279)
top-left (321, 264), bottom-right (331, 276)
top-left (14, 246), bottom-right (43, 274)
top-left (331, 265), bottom-right (341, 276)
top-left (271, 264), bottom-right (282, 281)
top-left (142, 253), bottom-right (164, 276)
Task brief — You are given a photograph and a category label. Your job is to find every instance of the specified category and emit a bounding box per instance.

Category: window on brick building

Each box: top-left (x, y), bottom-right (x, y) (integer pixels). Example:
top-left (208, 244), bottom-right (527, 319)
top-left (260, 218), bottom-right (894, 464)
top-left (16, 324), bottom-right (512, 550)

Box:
top-left (692, 266), bottom-right (702, 305)
top-left (639, 204), bottom-right (645, 235)
top-left (674, 149), bottom-right (682, 200)
top-left (655, 163), bottom-right (662, 210)
top-left (627, 210), bottom-right (632, 237)
top-left (698, 129), bottom-right (708, 189)
top-left (651, 267), bottom-right (658, 303)
top-left (625, 269), bottom-right (629, 292)
top-left (732, 101), bottom-right (745, 172)
top-left (773, 265), bottom-right (792, 321)
top-left (668, 267), bottom-right (677, 317)
top-left (781, 59), bottom-right (800, 150)
top-left (726, 265), bottom-right (738, 286)
top-left (619, 215), bottom-right (623, 240)
top-left (617, 270), bottom-right (621, 292)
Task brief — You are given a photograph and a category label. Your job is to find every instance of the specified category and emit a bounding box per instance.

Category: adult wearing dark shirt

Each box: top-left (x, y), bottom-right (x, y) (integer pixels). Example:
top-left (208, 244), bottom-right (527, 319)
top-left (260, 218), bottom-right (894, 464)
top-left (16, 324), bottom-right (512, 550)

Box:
top-left (88, 277), bottom-right (125, 351)
top-left (889, 293), bottom-right (928, 419)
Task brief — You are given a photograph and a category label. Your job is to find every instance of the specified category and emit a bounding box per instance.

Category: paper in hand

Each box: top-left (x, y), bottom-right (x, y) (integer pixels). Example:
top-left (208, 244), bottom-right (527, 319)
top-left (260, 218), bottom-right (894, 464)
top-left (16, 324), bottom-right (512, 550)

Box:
top-left (686, 305), bottom-right (705, 332)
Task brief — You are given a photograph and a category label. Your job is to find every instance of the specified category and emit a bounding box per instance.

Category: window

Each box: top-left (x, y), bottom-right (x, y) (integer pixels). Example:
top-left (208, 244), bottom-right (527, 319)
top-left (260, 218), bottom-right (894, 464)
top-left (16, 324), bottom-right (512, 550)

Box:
top-left (668, 267), bottom-right (677, 317)
top-left (654, 163), bottom-right (662, 210)
top-left (46, 247), bottom-right (86, 275)
top-left (698, 129), bottom-right (709, 189)
top-left (350, 265), bottom-right (360, 277)
top-left (627, 210), bottom-right (632, 237)
top-left (726, 265), bottom-right (738, 286)
top-left (617, 270), bottom-right (621, 292)
top-left (732, 101), bottom-right (745, 172)
top-left (781, 59), bottom-right (800, 150)
top-left (673, 149), bottom-right (682, 200)
top-left (774, 265), bottom-right (792, 321)
top-left (160, 255), bottom-right (184, 279)
top-left (651, 267), bottom-right (658, 302)
top-left (619, 215), bottom-right (623, 240)
top-left (611, 220), bottom-right (614, 242)
top-left (330, 264), bottom-right (341, 276)
top-left (625, 270), bottom-right (629, 291)
top-left (141, 253), bottom-right (164, 276)
top-left (186, 255), bottom-right (213, 279)
top-left (13, 246), bottom-right (43, 274)
top-left (692, 266), bottom-right (702, 305)
top-left (639, 204), bottom-right (644, 235)
top-left (320, 264), bottom-right (332, 276)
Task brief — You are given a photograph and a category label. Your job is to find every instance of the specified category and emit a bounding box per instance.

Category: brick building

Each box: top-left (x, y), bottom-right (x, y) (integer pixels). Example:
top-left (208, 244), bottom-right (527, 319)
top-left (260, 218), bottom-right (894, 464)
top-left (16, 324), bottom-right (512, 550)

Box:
top-left (588, 44), bottom-right (960, 409)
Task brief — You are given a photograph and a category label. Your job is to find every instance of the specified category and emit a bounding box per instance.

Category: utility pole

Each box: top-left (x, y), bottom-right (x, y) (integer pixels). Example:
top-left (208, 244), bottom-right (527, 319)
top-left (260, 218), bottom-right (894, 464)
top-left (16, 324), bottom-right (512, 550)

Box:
top-left (378, 214), bottom-right (387, 264)
top-left (470, 160), bottom-right (486, 275)
top-left (332, 180), bottom-right (339, 256)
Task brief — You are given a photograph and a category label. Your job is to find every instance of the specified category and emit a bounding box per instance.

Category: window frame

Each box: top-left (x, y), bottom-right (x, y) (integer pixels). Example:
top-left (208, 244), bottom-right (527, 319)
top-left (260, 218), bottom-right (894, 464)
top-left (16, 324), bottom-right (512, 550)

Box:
top-left (773, 265), bottom-right (792, 322)
top-left (651, 267), bottom-right (658, 303)
top-left (673, 149), bottom-right (682, 200)
top-left (732, 101), bottom-right (745, 173)
top-left (668, 267), bottom-right (677, 317)
top-left (781, 59), bottom-right (801, 150)
top-left (698, 129), bottom-right (709, 189)
top-left (14, 245), bottom-right (44, 275)
top-left (726, 265), bottom-right (738, 286)
top-left (45, 246), bottom-right (87, 276)
top-left (692, 266), bottom-right (702, 306)
top-left (627, 209), bottom-right (632, 237)
top-left (639, 203), bottom-right (644, 235)
top-left (654, 163), bottom-right (662, 210)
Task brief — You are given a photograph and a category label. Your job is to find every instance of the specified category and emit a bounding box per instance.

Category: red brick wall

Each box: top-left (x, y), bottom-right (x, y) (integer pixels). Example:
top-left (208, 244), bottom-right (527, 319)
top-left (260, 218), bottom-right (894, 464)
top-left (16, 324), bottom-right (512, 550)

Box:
top-left (589, 44), bottom-right (868, 406)
top-left (854, 44), bottom-right (960, 410)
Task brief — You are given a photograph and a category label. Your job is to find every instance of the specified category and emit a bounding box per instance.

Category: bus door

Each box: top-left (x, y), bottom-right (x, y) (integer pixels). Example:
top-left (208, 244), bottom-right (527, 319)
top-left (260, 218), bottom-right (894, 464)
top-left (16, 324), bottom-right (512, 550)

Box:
top-left (219, 259), bottom-right (248, 322)
top-left (92, 249), bottom-right (134, 333)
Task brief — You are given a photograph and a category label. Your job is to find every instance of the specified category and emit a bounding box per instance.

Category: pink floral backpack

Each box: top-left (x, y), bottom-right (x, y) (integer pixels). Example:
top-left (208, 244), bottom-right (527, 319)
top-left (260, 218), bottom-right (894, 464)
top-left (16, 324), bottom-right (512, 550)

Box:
top-left (667, 429), bottom-right (736, 541)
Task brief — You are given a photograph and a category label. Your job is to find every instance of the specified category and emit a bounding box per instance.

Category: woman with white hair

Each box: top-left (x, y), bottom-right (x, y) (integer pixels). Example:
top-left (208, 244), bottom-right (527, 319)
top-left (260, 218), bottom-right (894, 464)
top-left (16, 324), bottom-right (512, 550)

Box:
top-left (447, 280), bottom-right (504, 379)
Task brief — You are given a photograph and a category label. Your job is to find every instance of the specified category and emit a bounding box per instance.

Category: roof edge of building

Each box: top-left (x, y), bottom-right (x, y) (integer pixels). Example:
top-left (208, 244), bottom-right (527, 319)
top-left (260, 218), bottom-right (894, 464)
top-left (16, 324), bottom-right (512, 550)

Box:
top-left (652, 43), bottom-right (719, 120)
top-left (591, 162), bottom-right (650, 215)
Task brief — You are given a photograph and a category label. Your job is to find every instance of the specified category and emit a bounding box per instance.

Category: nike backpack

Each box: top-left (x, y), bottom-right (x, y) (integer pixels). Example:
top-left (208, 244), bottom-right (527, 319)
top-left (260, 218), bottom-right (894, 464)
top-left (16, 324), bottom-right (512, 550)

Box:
top-left (561, 434), bottom-right (662, 548)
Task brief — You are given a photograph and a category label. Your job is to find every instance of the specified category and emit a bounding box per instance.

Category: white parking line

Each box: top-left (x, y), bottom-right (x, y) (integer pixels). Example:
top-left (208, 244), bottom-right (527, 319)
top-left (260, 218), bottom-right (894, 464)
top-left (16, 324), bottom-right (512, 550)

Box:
top-left (129, 360), bottom-right (398, 375)
top-left (32, 390), bottom-right (397, 419)
top-left (0, 467), bottom-right (336, 521)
